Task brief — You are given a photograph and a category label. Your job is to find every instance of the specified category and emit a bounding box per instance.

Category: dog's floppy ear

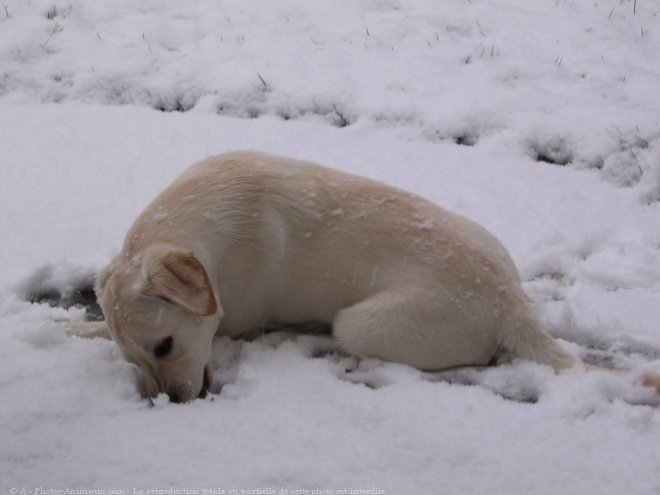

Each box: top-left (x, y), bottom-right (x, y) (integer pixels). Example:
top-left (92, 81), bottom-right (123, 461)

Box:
top-left (141, 245), bottom-right (218, 316)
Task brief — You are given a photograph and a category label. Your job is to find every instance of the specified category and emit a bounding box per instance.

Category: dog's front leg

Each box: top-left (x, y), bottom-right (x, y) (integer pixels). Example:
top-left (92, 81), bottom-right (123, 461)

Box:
top-left (64, 320), bottom-right (111, 339)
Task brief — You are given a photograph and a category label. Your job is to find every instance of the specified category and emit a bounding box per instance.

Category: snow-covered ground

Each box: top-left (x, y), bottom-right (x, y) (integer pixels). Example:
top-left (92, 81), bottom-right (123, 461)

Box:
top-left (2, 0), bottom-right (660, 493)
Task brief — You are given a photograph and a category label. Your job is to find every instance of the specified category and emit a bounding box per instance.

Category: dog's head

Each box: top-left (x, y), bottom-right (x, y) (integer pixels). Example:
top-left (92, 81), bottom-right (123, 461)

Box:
top-left (97, 244), bottom-right (222, 403)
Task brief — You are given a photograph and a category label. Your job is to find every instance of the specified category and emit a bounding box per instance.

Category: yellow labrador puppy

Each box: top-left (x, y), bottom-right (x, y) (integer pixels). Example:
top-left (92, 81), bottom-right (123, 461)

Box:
top-left (70, 151), bottom-right (659, 402)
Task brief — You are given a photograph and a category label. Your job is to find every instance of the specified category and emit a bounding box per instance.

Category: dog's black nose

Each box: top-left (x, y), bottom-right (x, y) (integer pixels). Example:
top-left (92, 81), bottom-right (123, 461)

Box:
top-left (168, 392), bottom-right (182, 404)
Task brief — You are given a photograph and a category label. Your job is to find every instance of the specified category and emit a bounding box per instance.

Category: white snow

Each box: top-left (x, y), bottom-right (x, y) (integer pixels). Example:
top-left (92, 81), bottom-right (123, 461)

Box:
top-left (2, 0), bottom-right (660, 493)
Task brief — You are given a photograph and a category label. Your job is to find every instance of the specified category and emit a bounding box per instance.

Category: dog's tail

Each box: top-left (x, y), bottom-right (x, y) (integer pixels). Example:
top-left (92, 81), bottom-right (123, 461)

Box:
top-left (500, 305), bottom-right (660, 394)
top-left (500, 307), bottom-right (576, 370)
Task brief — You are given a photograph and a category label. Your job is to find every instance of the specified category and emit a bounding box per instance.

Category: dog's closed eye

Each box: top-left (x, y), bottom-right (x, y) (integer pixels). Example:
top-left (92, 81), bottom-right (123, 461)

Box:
top-left (154, 336), bottom-right (173, 358)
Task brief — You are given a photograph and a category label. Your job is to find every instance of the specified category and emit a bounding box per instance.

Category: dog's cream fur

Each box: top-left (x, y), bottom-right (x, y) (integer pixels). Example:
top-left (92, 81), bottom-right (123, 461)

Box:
top-left (69, 151), bottom-right (660, 402)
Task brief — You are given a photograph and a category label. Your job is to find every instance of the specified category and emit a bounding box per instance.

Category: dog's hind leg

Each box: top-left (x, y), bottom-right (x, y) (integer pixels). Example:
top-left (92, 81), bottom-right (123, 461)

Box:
top-left (334, 291), bottom-right (660, 395)
top-left (332, 291), bottom-right (500, 371)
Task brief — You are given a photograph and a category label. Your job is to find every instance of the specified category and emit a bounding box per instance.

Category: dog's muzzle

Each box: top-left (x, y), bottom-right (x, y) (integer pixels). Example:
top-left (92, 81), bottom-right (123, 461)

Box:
top-left (168, 365), bottom-right (212, 403)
